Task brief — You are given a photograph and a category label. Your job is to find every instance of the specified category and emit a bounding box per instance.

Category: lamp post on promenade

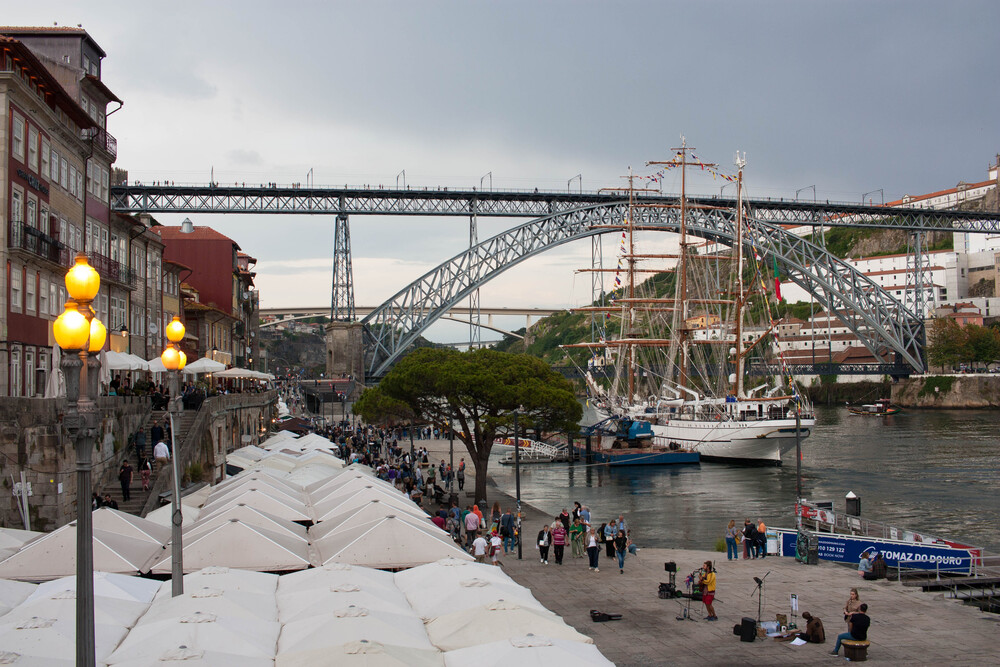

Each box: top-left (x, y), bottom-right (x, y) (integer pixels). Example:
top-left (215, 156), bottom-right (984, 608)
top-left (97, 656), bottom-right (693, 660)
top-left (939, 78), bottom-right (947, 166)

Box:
top-left (54, 253), bottom-right (106, 667)
top-left (161, 316), bottom-right (188, 596)
top-left (448, 411), bottom-right (455, 496)
top-left (513, 406), bottom-right (523, 560)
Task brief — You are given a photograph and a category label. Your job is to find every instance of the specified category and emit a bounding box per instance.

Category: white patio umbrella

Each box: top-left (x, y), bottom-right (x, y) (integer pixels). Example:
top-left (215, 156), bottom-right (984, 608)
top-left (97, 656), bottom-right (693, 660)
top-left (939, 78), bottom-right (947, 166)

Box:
top-left (146, 355), bottom-right (167, 373)
top-left (197, 487), bottom-right (312, 523)
top-left (141, 587), bottom-right (277, 623)
top-left (27, 572), bottom-right (160, 606)
top-left (276, 563), bottom-right (398, 598)
top-left (0, 525), bottom-right (162, 581)
top-left (312, 507), bottom-right (441, 544)
top-left (182, 357), bottom-right (226, 374)
top-left (277, 582), bottom-right (414, 623)
top-left (6, 588), bottom-right (149, 629)
top-left (277, 607), bottom-right (434, 653)
top-left (43, 344), bottom-right (65, 398)
top-left (315, 515), bottom-right (473, 569)
top-left (215, 367), bottom-right (256, 378)
top-left (206, 474), bottom-right (309, 507)
top-left (0, 527), bottom-right (43, 551)
top-left (403, 578), bottom-right (546, 620)
top-left (148, 519), bottom-right (312, 574)
top-left (125, 353), bottom-right (151, 370)
top-left (0, 614), bottom-right (127, 665)
top-left (309, 499), bottom-right (429, 541)
top-left (312, 486), bottom-right (418, 522)
top-left (144, 502), bottom-right (200, 528)
top-left (443, 634), bottom-right (614, 666)
top-left (311, 479), bottom-right (409, 511)
top-left (395, 558), bottom-right (514, 595)
top-left (91, 507), bottom-right (172, 546)
top-left (98, 348), bottom-right (111, 388)
top-left (188, 503), bottom-right (309, 542)
top-left (278, 640), bottom-right (444, 667)
top-left (105, 614), bottom-right (280, 662)
top-left (0, 578), bottom-right (36, 618)
top-left (425, 601), bottom-right (591, 651)
top-left (106, 350), bottom-right (139, 370)
top-left (110, 647), bottom-right (274, 667)
top-left (279, 463), bottom-right (345, 488)
top-left (151, 566), bottom-right (278, 599)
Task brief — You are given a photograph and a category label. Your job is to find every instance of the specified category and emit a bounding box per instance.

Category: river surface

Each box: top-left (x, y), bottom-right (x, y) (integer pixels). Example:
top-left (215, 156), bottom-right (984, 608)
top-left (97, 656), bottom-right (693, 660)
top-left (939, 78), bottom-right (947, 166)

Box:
top-left (487, 405), bottom-right (1000, 553)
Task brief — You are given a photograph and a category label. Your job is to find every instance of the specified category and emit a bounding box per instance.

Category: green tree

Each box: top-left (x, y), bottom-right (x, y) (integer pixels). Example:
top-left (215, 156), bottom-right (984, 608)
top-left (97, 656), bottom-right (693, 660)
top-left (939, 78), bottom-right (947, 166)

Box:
top-left (374, 347), bottom-right (582, 503)
top-left (963, 324), bottom-right (1000, 367)
top-left (926, 318), bottom-right (966, 371)
top-left (352, 386), bottom-right (414, 425)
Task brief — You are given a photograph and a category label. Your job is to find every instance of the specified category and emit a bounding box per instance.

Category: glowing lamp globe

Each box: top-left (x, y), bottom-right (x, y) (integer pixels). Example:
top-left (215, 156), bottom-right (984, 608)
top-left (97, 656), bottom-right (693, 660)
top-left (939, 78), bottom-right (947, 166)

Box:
top-left (89, 317), bottom-right (107, 352)
top-left (53, 301), bottom-right (90, 351)
top-left (178, 351), bottom-right (187, 370)
top-left (161, 345), bottom-right (181, 371)
top-left (166, 316), bottom-right (185, 344)
top-left (65, 253), bottom-right (101, 302)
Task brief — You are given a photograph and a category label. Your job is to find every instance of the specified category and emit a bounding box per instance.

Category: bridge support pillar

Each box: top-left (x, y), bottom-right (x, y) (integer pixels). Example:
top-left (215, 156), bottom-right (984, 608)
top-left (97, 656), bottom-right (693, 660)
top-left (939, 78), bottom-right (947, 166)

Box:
top-left (325, 321), bottom-right (365, 388)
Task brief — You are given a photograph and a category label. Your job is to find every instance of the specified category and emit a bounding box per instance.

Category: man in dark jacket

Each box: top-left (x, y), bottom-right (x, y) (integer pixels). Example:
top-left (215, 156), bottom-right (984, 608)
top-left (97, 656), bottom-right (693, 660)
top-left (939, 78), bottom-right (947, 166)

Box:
top-left (832, 604), bottom-right (870, 655)
top-left (500, 509), bottom-right (516, 554)
top-left (743, 519), bottom-right (759, 558)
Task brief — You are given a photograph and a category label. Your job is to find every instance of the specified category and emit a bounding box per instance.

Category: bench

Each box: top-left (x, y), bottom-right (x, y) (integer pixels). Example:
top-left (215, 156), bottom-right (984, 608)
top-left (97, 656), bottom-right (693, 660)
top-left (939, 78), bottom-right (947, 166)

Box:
top-left (842, 639), bottom-right (870, 661)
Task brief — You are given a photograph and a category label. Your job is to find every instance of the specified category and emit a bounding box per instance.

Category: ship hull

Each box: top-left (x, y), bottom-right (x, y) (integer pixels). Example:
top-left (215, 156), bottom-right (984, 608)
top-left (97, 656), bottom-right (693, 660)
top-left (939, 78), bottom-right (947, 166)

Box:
top-left (574, 447), bottom-right (700, 466)
top-left (648, 418), bottom-right (814, 466)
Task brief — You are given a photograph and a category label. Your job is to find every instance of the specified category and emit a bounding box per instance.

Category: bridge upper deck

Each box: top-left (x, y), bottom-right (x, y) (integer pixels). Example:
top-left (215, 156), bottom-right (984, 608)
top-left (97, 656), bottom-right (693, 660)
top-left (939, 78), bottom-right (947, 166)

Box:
top-left (111, 183), bottom-right (1000, 233)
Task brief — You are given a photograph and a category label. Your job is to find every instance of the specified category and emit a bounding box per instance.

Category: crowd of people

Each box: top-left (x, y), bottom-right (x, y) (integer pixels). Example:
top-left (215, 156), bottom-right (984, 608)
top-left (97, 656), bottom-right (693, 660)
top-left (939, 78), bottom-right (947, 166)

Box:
top-left (724, 517), bottom-right (769, 560)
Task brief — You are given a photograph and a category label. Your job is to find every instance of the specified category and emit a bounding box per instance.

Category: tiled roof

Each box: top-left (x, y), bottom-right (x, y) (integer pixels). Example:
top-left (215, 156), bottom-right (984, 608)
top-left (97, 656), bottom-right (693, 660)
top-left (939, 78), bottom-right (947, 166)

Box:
top-left (154, 225), bottom-right (241, 249)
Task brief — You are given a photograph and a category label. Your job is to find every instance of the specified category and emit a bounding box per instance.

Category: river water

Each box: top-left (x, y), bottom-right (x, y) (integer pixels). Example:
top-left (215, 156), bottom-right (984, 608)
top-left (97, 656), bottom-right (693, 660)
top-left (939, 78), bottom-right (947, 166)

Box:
top-left (487, 405), bottom-right (1000, 553)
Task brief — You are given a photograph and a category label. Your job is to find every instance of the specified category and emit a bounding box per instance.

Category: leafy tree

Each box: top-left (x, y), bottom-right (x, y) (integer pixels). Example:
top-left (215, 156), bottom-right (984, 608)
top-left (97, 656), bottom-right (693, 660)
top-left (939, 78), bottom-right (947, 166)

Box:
top-left (963, 324), bottom-right (1000, 366)
top-left (926, 318), bottom-right (966, 371)
top-left (353, 386), bottom-right (414, 425)
top-left (374, 347), bottom-right (582, 503)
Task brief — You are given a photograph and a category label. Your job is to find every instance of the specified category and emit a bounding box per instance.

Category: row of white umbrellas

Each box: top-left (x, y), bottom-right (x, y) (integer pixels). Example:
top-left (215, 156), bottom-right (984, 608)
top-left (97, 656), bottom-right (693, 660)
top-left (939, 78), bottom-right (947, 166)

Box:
top-left (0, 563), bottom-right (610, 665)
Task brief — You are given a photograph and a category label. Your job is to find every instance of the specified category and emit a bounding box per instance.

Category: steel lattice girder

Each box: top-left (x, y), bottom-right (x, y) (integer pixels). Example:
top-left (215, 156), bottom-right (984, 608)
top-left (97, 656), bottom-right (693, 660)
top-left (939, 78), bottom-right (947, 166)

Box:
top-left (111, 185), bottom-right (1000, 232)
top-left (362, 202), bottom-right (925, 376)
top-left (331, 212), bottom-right (355, 322)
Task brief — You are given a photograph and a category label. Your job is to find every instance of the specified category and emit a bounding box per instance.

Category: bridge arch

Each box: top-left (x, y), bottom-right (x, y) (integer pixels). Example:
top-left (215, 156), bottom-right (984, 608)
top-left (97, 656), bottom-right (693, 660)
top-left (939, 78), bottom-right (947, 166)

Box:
top-left (363, 202), bottom-right (923, 376)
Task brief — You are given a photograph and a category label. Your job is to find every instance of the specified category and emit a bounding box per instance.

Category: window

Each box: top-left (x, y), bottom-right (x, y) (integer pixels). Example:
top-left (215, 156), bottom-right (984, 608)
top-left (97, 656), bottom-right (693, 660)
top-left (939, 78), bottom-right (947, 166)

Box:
top-left (10, 348), bottom-right (21, 397)
top-left (58, 286), bottom-right (67, 312)
top-left (98, 293), bottom-right (108, 326)
top-left (100, 227), bottom-right (108, 257)
top-left (49, 281), bottom-right (58, 316)
top-left (25, 271), bottom-right (36, 315)
top-left (38, 276), bottom-right (48, 316)
top-left (101, 167), bottom-right (109, 201)
top-left (25, 349), bottom-right (35, 397)
top-left (26, 198), bottom-right (36, 229)
top-left (11, 189), bottom-right (23, 224)
top-left (28, 127), bottom-right (38, 172)
top-left (10, 265), bottom-right (22, 312)
top-left (109, 233), bottom-right (119, 262)
top-left (12, 113), bottom-right (25, 160)
top-left (51, 148), bottom-right (59, 182)
top-left (41, 137), bottom-right (50, 179)
top-left (60, 157), bottom-right (69, 189)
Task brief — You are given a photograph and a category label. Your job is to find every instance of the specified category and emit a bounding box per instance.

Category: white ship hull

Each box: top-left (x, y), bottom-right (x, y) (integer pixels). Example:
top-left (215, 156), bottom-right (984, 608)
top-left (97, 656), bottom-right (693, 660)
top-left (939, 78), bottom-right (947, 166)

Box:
top-left (649, 417), bottom-right (813, 465)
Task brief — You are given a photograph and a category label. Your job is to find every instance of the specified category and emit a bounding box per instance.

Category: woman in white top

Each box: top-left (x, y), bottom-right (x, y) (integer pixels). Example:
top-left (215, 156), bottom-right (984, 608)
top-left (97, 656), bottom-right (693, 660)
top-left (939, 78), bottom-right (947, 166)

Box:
top-left (490, 532), bottom-right (504, 566)
top-left (586, 527), bottom-right (601, 571)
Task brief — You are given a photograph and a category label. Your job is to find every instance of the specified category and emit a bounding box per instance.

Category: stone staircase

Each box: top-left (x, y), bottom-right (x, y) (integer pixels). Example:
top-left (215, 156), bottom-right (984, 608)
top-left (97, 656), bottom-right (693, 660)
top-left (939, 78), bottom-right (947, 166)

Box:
top-left (101, 408), bottom-right (199, 515)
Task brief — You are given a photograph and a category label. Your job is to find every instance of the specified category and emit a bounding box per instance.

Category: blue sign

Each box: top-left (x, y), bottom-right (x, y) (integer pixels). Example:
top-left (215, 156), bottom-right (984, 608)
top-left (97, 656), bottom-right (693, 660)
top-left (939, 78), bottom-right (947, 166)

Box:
top-left (777, 530), bottom-right (972, 574)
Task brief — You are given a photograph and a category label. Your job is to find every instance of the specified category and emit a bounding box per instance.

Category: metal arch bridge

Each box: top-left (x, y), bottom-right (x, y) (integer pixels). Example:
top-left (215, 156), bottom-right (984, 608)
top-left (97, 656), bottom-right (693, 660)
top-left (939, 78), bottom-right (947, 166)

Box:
top-left (361, 201), bottom-right (928, 376)
top-left (110, 183), bottom-right (1000, 376)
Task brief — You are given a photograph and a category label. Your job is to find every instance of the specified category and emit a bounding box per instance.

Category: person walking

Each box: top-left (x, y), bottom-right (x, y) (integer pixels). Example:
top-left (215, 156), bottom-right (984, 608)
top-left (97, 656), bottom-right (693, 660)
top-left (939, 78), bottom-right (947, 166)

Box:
top-left (472, 532), bottom-right (488, 564)
top-left (743, 518), bottom-right (758, 559)
top-left (552, 522), bottom-right (567, 565)
top-left (725, 519), bottom-right (740, 561)
top-left (603, 520), bottom-right (616, 558)
top-left (150, 421), bottom-right (164, 453)
top-left (457, 459), bottom-right (465, 490)
top-left (464, 506), bottom-right (481, 551)
top-left (118, 461), bottom-right (133, 502)
top-left (570, 516), bottom-right (585, 558)
top-left (537, 524), bottom-right (552, 564)
top-left (756, 518), bottom-right (768, 558)
top-left (586, 527), bottom-right (600, 572)
top-left (500, 508), bottom-right (516, 554)
top-left (139, 457), bottom-right (152, 491)
top-left (614, 529), bottom-right (628, 573)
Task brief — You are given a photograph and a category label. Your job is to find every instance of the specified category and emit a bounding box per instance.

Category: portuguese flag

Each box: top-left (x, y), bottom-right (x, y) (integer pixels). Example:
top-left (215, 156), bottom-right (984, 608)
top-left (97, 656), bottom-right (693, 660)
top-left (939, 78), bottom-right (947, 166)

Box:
top-left (773, 256), bottom-right (782, 301)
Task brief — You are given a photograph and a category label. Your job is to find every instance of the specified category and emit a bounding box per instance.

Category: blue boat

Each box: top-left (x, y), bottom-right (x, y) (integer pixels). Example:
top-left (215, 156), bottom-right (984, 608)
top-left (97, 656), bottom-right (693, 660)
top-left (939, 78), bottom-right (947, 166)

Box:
top-left (578, 416), bottom-right (700, 467)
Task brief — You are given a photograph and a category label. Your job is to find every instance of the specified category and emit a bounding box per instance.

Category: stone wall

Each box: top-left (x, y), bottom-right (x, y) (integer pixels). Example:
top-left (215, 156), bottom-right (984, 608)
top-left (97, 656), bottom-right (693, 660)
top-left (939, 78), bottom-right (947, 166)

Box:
top-left (0, 395), bottom-right (151, 531)
top-left (892, 374), bottom-right (1000, 408)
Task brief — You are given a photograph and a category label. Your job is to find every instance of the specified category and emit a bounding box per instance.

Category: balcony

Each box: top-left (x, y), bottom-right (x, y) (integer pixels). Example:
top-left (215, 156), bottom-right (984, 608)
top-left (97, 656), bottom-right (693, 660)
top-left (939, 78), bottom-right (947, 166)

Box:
top-left (8, 221), bottom-right (71, 268)
top-left (81, 127), bottom-right (117, 160)
top-left (88, 251), bottom-right (138, 288)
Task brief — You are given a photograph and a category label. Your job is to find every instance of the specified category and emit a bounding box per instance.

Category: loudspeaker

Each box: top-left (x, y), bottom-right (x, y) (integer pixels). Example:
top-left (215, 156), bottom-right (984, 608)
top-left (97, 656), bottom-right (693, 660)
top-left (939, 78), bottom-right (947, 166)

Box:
top-left (664, 561), bottom-right (677, 573)
top-left (739, 617), bottom-right (757, 642)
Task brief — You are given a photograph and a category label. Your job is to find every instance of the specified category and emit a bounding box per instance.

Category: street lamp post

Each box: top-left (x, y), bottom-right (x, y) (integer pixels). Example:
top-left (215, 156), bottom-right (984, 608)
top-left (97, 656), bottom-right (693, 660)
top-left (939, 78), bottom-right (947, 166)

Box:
top-left (513, 406), bottom-right (523, 560)
top-left (161, 316), bottom-right (188, 596)
top-left (54, 253), bottom-right (105, 667)
top-left (448, 411), bottom-right (455, 496)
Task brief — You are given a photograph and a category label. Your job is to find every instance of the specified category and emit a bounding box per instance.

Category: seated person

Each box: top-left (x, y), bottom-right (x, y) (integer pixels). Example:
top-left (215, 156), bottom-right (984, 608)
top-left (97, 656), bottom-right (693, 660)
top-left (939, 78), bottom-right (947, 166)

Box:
top-left (777, 611), bottom-right (825, 643)
top-left (831, 604), bottom-right (870, 656)
top-left (858, 550), bottom-right (875, 579)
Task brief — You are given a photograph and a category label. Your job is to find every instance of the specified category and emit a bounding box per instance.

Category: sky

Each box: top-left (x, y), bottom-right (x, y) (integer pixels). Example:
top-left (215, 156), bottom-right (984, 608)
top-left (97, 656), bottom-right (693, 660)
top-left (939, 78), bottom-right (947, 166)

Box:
top-left (7, 1), bottom-right (1000, 342)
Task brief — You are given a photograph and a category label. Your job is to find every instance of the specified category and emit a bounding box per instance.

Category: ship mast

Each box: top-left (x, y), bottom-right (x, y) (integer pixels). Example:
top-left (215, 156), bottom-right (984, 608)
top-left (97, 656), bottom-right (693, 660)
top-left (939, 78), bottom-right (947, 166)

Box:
top-left (626, 168), bottom-right (637, 402)
top-left (732, 152), bottom-right (747, 398)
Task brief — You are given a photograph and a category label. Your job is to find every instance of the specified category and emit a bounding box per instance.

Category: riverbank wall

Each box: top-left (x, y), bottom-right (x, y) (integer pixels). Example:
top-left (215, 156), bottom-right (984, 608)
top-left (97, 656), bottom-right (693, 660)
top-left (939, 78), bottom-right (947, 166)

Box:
top-left (892, 374), bottom-right (1000, 408)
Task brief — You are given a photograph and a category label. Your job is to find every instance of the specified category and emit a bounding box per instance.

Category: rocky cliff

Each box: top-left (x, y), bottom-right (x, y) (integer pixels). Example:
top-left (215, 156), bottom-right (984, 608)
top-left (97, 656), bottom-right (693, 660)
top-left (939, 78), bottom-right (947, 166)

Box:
top-left (892, 375), bottom-right (1000, 408)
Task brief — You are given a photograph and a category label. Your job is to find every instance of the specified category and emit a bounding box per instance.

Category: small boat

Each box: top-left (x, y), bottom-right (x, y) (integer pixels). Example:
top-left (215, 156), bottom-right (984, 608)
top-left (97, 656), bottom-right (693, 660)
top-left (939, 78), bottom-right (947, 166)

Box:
top-left (849, 398), bottom-right (900, 416)
top-left (578, 416), bottom-right (700, 467)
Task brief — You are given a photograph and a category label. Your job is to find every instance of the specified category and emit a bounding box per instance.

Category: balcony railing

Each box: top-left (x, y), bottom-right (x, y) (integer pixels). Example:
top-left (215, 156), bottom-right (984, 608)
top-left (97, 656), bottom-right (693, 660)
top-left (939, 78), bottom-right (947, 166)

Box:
top-left (8, 221), bottom-right (71, 267)
top-left (81, 127), bottom-right (117, 160)
top-left (88, 251), bottom-right (138, 288)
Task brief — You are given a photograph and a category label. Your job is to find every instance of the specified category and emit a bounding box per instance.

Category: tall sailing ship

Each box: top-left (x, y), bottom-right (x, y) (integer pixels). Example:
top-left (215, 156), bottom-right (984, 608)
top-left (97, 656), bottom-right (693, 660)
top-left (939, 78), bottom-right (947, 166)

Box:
top-left (566, 140), bottom-right (815, 465)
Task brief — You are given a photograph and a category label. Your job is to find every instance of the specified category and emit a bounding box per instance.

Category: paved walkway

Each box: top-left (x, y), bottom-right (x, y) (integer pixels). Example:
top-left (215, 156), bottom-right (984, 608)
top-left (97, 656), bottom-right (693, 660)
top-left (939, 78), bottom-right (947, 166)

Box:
top-left (414, 437), bottom-right (999, 664)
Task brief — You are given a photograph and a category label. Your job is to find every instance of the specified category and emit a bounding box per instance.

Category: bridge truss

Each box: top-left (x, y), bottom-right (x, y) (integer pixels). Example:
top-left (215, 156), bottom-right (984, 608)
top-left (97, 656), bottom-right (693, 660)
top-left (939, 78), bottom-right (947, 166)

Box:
top-left (111, 183), bottom-right (1000, 377)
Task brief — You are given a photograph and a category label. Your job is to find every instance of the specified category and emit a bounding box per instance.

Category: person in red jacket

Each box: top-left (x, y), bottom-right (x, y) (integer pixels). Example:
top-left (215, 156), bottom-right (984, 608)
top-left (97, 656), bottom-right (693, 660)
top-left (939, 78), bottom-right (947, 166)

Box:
top-left (551, 522), bottom-right (568, 565)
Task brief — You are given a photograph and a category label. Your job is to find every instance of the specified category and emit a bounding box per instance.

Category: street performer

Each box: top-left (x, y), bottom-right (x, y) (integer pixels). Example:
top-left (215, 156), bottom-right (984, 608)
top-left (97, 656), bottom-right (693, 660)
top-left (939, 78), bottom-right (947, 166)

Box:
top-left (698, 560), bottom-right (717, 621)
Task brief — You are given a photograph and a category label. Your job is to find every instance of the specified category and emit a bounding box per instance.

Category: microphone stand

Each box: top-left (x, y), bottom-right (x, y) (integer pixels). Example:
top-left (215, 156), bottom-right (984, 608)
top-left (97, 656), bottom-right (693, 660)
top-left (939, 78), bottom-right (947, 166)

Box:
top-left (750, 571), bottom-right (770, 625)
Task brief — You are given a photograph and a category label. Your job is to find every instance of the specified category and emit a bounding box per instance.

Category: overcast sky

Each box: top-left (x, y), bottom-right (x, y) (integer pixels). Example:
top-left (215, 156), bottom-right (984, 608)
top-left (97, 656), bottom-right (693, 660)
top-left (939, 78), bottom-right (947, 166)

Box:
top-left (8, 1), bottom-right (1000, 341)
